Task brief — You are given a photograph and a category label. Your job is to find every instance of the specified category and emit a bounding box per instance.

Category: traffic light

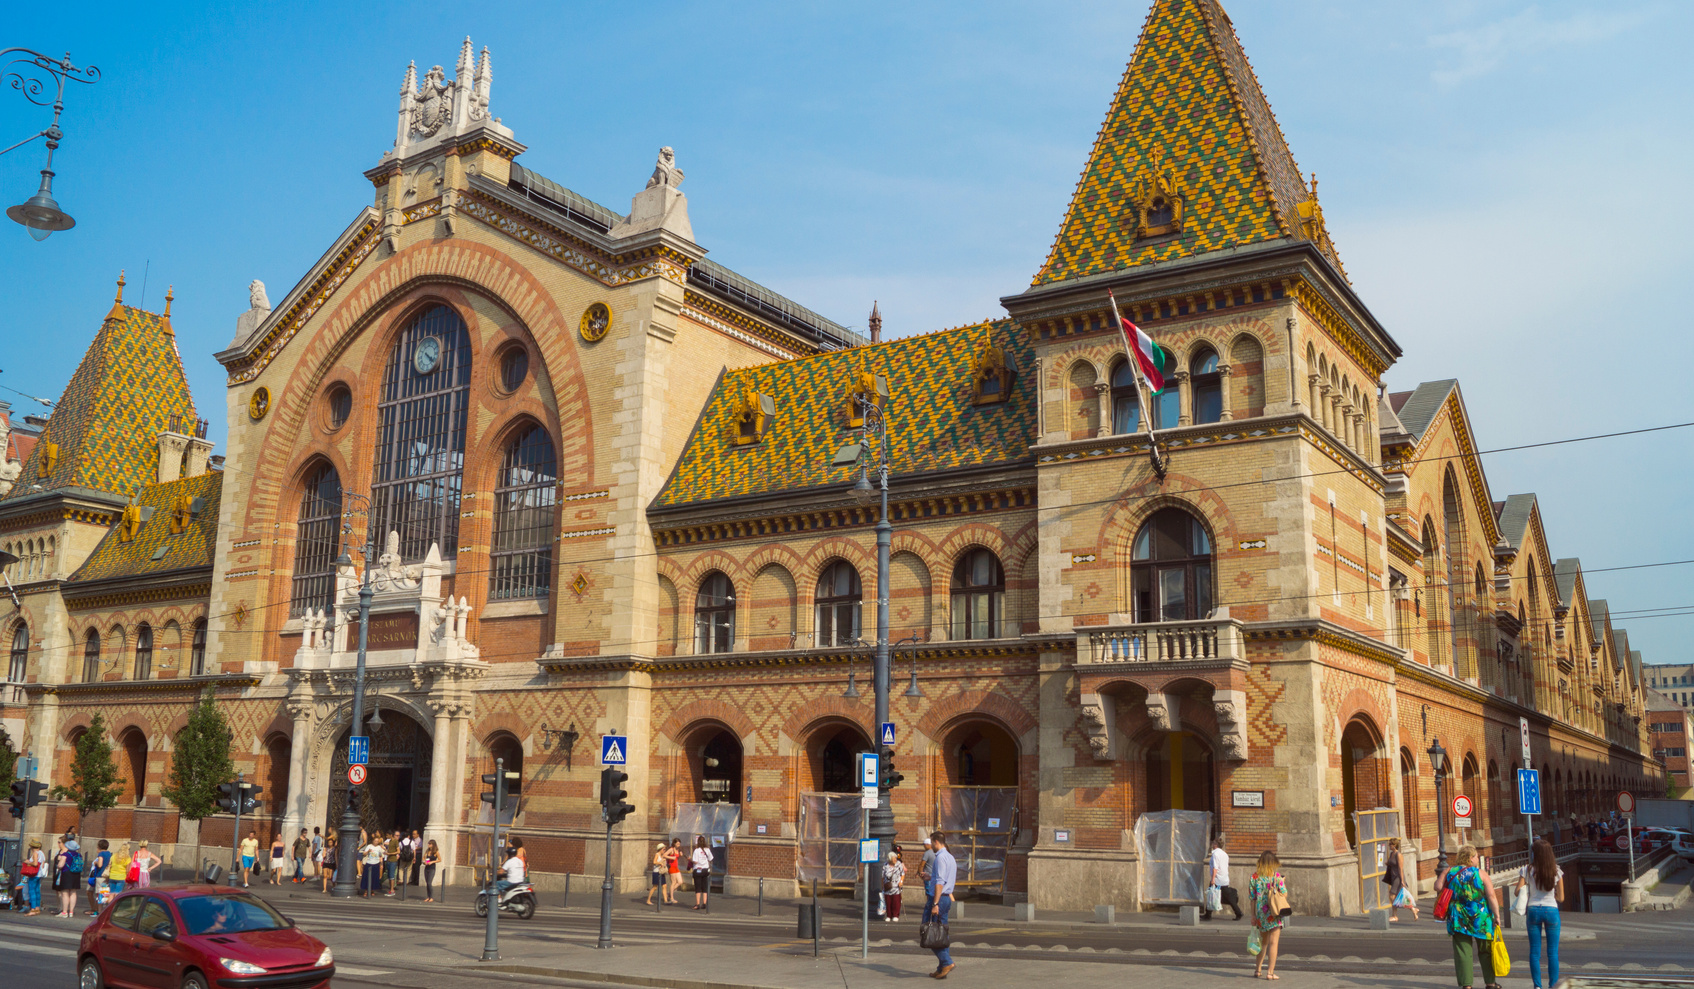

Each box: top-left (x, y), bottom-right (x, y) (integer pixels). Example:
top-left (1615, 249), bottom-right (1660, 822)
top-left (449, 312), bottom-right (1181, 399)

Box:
top-left (216, 781), bottom-right (238, 814)
top-left (240, 784), bottom-right (263, 815)
top-left (599, 767), bottom-right (634, 826)
top-left (878, 747), bottom-right (903, 791)
top-left (8, 780), bottom-right (25, 820)
top-left (217, 780), bottom-right (261, 814)
top-left (481, 770), bottom-right (518, 812)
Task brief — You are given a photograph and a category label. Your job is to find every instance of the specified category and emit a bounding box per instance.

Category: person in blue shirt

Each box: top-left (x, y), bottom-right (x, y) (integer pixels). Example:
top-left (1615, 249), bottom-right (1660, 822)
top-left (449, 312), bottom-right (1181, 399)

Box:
top-left (85, 839), bottom-right (112, 916)
top-left (927, 831), bottom-right (957, 979)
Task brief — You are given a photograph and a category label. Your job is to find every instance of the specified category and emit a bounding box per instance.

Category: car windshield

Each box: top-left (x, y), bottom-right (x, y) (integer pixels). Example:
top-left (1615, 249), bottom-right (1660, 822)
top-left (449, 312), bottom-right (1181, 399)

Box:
top-left (175, 894), bottom-right (289, 935)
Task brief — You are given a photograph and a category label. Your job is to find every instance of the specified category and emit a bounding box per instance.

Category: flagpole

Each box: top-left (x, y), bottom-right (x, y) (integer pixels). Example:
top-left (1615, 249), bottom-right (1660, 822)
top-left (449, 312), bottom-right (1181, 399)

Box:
top-left (1107, 289), bottom-right (1166, 477)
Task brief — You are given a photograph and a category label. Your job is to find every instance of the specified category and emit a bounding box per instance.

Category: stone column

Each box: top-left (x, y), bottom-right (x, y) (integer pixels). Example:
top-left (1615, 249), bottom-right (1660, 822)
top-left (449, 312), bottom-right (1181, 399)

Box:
top-left (1217, 364), bottom-right (1234, 421)
top-left (281, 701), bottom-right (313, 838)
top-left (1091, 382), bottom-right (1111, 437)
top-left (1174, 370), bottom-right (1191, 426)
top-left (425, 699), bottom-right (455, 850)
top-left (1307, 375), bottom-right (1322, 422)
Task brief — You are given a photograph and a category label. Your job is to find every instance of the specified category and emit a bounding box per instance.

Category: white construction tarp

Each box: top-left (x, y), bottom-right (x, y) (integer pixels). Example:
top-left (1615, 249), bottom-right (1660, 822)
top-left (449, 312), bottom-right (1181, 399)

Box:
top-left (1134, 809), bottom-right (1212, 904)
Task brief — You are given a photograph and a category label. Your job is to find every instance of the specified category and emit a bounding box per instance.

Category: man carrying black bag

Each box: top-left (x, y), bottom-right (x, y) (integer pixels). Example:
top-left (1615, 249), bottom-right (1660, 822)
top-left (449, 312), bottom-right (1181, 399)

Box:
top-left (1202, 834), bottom-right (1242, 920)
top-left (922, 831), bottom-right (956, 979)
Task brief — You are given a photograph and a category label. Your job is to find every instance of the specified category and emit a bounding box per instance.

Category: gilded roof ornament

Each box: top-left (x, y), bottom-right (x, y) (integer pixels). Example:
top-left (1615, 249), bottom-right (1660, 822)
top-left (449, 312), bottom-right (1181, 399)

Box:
top-left (1131, 148), bottom-right (1185, 239)
top-left (1295, 174), bottom-right (1347, 278)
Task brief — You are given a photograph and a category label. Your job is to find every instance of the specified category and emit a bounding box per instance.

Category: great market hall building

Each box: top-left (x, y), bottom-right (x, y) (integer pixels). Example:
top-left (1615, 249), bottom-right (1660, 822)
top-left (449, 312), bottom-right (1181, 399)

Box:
top-left (0, 0), bottom-right (1660, 915)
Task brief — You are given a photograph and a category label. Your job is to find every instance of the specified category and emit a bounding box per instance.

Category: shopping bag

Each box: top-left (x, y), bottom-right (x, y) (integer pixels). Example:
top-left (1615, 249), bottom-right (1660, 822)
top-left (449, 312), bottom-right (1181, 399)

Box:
top-left (1394, 885), bottom-right (1415, 908)
top-left (1512, 884), bottom-right (1528, 916)
top-left (1204, 886), bottom-right (1222, 912)
top-left (1247, 927), bottom-right (1262, 956)
top-left (919, 922), bottom-right (951, 950)
top-left (1490, 928), bottom-right (1511, 977)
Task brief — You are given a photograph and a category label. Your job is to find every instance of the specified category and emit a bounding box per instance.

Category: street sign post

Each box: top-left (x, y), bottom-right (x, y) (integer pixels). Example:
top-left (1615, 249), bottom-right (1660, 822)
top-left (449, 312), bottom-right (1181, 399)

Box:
top-left (347, 764), bottom-right (367, 786)
top-left (600, 735), bottom-right (628, 766)
top-left (1453, 793), bottom-right (1473, 830)
top-left (879, 722), bottom-right (896, 746)
top-left (348, 735), bottom-right (370, 766)
top-left (1616, 791), bottom-right (1634, 815)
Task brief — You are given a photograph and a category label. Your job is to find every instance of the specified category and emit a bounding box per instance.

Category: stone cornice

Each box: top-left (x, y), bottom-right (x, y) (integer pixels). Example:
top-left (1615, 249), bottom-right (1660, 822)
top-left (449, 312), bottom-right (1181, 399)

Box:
top-left (0, 488), bottom-right (126, 527)
top-left (1246, 618), bottom-right (1407, 667)
top-left (25, 674), bottom-right (261, 697)
top-left (539, 638), bottom-right (1053, 676)
top-left (63, 575), bottom-right (211, 609)
top-left (652, 484), bottom-right (1037, 549)
top-left (459, 188), bottom-right (691, 288)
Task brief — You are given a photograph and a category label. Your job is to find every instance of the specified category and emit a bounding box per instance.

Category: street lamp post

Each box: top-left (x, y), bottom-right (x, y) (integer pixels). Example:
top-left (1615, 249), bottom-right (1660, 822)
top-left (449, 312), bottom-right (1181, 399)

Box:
top-left (1, 48), bottom-right (98, 240)
top-left (1428, 737), bottom-right (1449, 876)
top-left (331, 495), bottom-right (377, 898)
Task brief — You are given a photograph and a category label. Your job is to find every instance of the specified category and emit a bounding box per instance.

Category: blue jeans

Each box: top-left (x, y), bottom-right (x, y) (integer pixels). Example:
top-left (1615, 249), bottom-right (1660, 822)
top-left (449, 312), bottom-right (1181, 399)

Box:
top-left (929, 893), bottom-right (953, 968)
top-left (1527, 905), bottom-right (1560, 986)
top-left (25, 876), bottom-right (41, 910)
top-left (494, 879), bottom-right (519, 895)
top-left (923, 879), bottom-right (935, 915)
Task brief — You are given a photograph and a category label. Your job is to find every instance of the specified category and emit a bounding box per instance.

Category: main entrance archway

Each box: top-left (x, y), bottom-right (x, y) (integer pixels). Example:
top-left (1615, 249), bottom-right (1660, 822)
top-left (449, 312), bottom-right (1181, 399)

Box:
top-left (327, 707), bottom-right (433, 834)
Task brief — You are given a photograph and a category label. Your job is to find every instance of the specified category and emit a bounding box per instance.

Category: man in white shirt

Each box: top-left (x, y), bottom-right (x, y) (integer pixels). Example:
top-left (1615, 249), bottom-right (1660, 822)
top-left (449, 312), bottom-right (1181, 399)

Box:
top-left (495, 836), bottom-right (527, 895)
top-left (1201, 834), bottom-right (1242, 920)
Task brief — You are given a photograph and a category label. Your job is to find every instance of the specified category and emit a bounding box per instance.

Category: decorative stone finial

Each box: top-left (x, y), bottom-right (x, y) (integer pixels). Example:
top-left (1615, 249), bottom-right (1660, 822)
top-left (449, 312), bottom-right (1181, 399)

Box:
top-left (868, 302), bottom-right (881, 344)
top-left (115, 269), bottom-right (125, 304)
top-left (164, 286), bottom-right (174, 318)
top-left (388, 37), bottom-right (514, 161)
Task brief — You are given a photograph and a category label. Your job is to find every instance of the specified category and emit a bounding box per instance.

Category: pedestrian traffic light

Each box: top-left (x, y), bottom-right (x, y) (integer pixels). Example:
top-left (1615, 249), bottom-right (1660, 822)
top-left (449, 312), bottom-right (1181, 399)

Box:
top-left (878, 747), bottom-right (903, 791)
top-left (481, 770), bottom-right (518, 812)
top-left (216, 781), bottom-right (237, 814)
top-left (7, 780), bottom-right (25, 820)
top-left (600, 767), bottom-right (634, 826)
top-left (240, 784), bottom-right (262, 815)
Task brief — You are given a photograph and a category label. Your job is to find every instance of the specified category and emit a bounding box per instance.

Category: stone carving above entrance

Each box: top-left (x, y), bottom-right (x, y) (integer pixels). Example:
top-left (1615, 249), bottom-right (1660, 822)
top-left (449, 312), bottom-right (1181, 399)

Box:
top-left (1145, 691), bottom-right (1178, 733)
top-left (1213, 689), bottom-right (1248, 761)
top-left (1078, 691), bottom-right (1117, 761)
top-left (385, 37), bottom-right (514, 164)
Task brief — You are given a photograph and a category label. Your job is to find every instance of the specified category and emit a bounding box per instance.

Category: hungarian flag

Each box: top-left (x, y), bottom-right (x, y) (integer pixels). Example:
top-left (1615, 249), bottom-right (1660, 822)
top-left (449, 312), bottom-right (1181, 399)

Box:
top-left (1107, 290), bottom-right (1166, 393)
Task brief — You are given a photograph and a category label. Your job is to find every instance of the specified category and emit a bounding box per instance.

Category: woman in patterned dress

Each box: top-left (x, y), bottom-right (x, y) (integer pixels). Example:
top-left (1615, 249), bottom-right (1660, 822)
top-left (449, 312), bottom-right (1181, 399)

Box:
top-left (1436, 843), bottom-right (1501, 989)
top-left (1247, 850), bottom-right (1289, 979)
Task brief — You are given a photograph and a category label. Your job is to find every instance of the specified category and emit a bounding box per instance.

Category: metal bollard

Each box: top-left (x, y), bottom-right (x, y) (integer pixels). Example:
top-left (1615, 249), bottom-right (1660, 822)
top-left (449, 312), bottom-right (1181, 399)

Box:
top-left (758, 877), bottom-right (764, 917)
top-left (564, 873), bottom-right (570, 909)
top-left (812, 878), bottom-right (820, 958)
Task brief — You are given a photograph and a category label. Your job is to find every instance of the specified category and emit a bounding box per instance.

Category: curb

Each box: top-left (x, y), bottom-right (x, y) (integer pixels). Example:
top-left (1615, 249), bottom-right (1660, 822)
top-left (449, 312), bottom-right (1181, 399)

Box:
top-left (466, 963), bottom-right (792, 989)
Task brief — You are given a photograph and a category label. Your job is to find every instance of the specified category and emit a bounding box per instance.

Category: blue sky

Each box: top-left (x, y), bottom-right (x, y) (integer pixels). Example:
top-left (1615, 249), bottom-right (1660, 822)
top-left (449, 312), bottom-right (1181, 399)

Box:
top-left (2, 1), bottom-right (1689, 667)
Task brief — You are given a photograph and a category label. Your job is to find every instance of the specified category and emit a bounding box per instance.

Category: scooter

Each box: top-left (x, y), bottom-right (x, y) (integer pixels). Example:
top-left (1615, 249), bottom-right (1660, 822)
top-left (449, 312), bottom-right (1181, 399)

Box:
top-left (474, 881), bottom-right (537, 920)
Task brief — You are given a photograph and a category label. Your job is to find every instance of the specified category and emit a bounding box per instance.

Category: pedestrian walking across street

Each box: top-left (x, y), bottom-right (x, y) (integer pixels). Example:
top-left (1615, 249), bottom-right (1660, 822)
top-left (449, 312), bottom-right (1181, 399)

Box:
top-left (1436, 843), bottom-right (1501, 989)
top-left (270, 832), bottom-right (286, 884)
top-left (319, 834), bottom-right (337, 892)
top-left (292, 829), bottom-right (311, 883)
top-left (666, 838), bottom-right (683, 903)
top-left (1516, 838), bottom-right (1565, 988)
top-left (926, 831), bottom-right (956, 979)
top-left (1385, 839), bottom-right (1419, 922)
top-left (1248, 850), bottom-right (1288, 980)
top-left (919, 835), bottom-right (937, 915)
top-left (1202, 834), bottom-right (1241, 921)
top-left (239, 830), bottom-right (259, 886)
top-left (647, 843), bottom-right (668, 906)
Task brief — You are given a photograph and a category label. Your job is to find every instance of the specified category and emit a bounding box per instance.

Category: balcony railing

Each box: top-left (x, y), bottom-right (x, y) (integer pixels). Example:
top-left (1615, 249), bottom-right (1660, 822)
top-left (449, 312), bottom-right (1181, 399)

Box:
top-left (0, 682), bottom-right (27, 707)
top-left (1078, 617), bottom-right (1245, 665)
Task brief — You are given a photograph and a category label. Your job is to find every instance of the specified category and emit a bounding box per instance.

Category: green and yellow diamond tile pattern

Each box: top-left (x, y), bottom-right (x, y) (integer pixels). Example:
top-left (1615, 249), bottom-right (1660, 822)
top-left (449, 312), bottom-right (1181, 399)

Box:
top-left (69, 470), bottom-right (224, 584)
top-left (3, 303), bottom-right (199, 502)
top-left (1034, 0), bottom-right (1323, 287)
top-left (655, 319), bottom-right (1036, 508)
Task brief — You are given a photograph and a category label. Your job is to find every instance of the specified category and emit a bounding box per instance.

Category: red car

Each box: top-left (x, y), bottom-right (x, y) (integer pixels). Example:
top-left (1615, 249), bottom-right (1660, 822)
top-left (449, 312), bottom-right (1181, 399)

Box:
top-left (77, 884), bottom-right (333, 989)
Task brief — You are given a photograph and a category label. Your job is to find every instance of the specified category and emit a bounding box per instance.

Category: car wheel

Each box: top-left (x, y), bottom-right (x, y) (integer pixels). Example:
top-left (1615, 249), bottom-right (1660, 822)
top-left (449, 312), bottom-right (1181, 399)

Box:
top-left (181, 971), bottom-right (210, 989)
top-left (474, 895), bottom-right (488, 918)
top-left (514, 894), bottom-right (536, 920)
top-left (78, 957), bottom-right (104, 989)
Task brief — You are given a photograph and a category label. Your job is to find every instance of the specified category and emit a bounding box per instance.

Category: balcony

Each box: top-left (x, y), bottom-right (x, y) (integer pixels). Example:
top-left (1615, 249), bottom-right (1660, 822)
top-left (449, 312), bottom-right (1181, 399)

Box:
top-left (0, 681), bottom-right (25, 707)
top-left (1078, 617), bottom-right (1246, 666)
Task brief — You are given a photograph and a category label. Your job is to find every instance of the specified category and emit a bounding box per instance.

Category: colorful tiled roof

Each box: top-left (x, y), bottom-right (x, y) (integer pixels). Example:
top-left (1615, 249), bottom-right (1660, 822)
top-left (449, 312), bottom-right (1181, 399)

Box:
top-left (2, 295), bottom-right (198, 502)
top-left (1033, 0), bottom-right (1342, 286)
top-left (653, 320), bottom-right (1036, 508)
top-left (67, 470), bottom-right (223, 585)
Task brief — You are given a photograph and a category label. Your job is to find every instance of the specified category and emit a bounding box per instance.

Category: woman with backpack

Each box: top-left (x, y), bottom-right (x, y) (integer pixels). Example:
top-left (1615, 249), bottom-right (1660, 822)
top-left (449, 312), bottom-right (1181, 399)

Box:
top-left (53, 836), bottom-right (82, 917)
top-left (1515, 838), bottom-right (1565, 989)
top-left (1436, 843), bottom-right (1501, 989)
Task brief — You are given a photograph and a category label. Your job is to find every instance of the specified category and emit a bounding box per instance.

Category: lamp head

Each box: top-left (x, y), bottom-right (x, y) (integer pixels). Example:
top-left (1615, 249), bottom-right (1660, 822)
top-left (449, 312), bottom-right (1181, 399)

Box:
top-left (851, 468), bottom-right (876, 504)
top-left (8, 172), bottom-right (75, 241)
top-left (1427, 737), bottom-right (1446, 774)
top-left (366, 707), bottom-right (384, 730)
top-left (842, 671), bottom-right (861, 699)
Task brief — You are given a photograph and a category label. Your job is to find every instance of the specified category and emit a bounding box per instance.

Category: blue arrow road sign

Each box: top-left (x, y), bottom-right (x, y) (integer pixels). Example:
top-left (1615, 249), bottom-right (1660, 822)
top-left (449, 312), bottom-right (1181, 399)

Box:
top-left (601, 734), bottom-right (629, 765)
top-left (880, 722), bottom-right (896, 746)
top-left (1517, 767), bottom-right (1542, 815)
top-left (348, 735), bottom-right (369, 766)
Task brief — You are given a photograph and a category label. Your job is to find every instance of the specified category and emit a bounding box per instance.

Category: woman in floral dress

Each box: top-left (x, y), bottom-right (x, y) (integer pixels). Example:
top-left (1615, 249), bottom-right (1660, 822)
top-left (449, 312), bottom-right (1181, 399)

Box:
top-left (1247, 850), bottom-right (1289, 979)
top-left (1436, 844), bottom-right (1501, 989)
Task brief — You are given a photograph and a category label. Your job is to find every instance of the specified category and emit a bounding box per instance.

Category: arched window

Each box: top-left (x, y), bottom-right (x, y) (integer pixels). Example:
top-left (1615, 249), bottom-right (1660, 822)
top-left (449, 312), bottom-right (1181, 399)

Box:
top-left (1422, 517), bottom-right (1445, 668)
top-left (1443, 472), bottom-right (1466, 673)
top-left (134, 623), bottom-right (153, 680)
top-left (371, 304), bottom-right (473, 560)
top-left (815, 561), bottom-right (862, 647)
top-left (1190, 348), bottom-right (1222, 424)
top-left (1152, 370), bottom-right (1180, 430)
top-left (950, 549), bottom-right (1005, 640)
top-left (1110, 360), bottom-right (1140, 434)
top-left (7, 623), bottom-right (26, 683)
top-left (1130, 507), bottom-right (1213, 622)
top-left (189, 618), bottom-right (207, 677)
top-left (484, 732), bottom-right (524, 798)
top-left (290, 463), bottom-right (342, 617)
top-left (82, 629), bottom-right (100, 682)
top-left (490, 425), bottom-right (557, 600)
top-left (695, 572), bottom-right (735, 654)
top-left (1400, 748), bottom-right (1419, 834)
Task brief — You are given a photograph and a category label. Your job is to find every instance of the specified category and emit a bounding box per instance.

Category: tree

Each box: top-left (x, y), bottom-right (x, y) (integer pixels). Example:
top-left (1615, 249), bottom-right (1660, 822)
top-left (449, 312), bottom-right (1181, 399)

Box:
top-left (160, 690), bottom-right (233, 877)
top-left (0, 726), bottom-right (17, 797)
top-left (52, 712), bottom-right (124, 821)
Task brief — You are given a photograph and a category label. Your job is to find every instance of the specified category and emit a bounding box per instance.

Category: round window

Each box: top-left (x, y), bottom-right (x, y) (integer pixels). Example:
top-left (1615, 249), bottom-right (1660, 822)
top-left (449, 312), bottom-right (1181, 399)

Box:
top-left (500, 347), bottom-right (529, 393)
top-left (326, 384), bottom-right (352, 430)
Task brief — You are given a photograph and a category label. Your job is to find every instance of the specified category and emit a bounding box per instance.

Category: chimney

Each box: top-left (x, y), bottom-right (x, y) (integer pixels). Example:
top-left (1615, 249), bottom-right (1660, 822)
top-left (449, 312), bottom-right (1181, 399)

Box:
top-left (868, 301), bottom-right (881, 344)
top-left (158, 428), bottom-right (190, 484)
top-left (186, 435), bottom-right (214, 477)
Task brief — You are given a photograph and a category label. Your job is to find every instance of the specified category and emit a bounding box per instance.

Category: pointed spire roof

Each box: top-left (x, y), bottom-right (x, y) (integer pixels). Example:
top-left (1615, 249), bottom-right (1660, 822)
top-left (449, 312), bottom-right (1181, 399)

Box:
top-left (1033, 0), bottom-right (1341, 286)
top-left (2, 274), bottom-right (198, 503)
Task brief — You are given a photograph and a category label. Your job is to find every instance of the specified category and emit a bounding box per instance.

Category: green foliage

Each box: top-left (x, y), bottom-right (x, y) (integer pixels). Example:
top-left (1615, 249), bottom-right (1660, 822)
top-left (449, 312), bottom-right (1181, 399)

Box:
top-left (51, 712), bottom-right (125, 819)
top-left (0, 726), bottom-right (17, 796)
top-left (160, 690), bottom-right (234, 821)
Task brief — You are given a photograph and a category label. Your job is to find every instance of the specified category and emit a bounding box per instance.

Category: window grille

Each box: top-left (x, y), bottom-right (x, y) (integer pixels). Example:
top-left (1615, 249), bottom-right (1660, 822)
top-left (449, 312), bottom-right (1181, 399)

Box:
top-left (134, 623), bottom-right (153, 680)
top-left (7, 623), bottom-right (25, 682)
top-left (371, 305), bottom-right (472, 561)
top-left (490, 425), bottom-right (557, 600)
top-left (290, 464), bottom-right (342, 617)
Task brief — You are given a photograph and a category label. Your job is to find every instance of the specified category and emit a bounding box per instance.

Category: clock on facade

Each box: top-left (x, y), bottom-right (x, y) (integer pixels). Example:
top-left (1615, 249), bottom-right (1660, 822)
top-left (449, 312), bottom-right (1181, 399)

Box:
top-left (413, 335), bottom-right (443, 374)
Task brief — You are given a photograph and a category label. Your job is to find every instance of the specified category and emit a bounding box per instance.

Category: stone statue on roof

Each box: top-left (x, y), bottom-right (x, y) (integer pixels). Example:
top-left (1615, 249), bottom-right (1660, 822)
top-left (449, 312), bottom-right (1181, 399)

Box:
top-left (646, 146), bottom-right (684, 189)
top-left (248, 280), bottom-right (271, 311)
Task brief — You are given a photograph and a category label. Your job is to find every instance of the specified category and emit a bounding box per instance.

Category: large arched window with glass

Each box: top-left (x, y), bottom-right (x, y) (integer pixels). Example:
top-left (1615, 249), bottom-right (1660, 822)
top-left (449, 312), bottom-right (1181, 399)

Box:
top-left (950, 549), bottom-right (1005, 640)
top-left (372, 304), bottom-right (473, 560)
top-left (815, 561), bottom-right (862, 647)
top-left (290, 463), bottom-right (342, 618)
top-left (695, 572), bottom-right (735, 654)
top-left (1110, 360), bottom-right (1140, 434)
top-left (1190, 348), bottom-right (1222, 424)
top-left (82, 629), bottom-right (100, 682)
top-left (490, 425), bottom-right (557, 600)
top-left (7, 623), bottom-right (26, 683)
top-left (1130, 507), bottom-right (1213, 622)
top-left (190, 618), bottom-right (208, 677)
top-left (134, 623), bottom-right (153, 680)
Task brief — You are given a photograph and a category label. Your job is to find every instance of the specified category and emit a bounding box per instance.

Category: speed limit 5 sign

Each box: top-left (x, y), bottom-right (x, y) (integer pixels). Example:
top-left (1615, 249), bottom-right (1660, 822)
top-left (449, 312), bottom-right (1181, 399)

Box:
top-left (1453, 794), bottom-right (1473, 819)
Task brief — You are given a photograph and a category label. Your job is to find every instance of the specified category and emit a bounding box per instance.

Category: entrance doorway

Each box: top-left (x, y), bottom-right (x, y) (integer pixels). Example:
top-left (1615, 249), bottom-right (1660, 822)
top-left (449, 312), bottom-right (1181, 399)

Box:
top-left (938, 719), bottom-right (1020, 895)
top-left (1145, 731), bottom-right (1214, 814)
top-left (810, 723), bottom-right (872, 793)
top-left (327, 708), bottom-right (433, 835)
top-left (1340, 718), bottom-right (1387, 849)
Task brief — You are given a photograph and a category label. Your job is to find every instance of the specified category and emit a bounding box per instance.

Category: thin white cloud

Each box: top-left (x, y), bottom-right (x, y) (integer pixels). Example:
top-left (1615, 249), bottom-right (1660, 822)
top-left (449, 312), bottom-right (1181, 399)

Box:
top-left (1429, 5), bottom-right (1652, 88)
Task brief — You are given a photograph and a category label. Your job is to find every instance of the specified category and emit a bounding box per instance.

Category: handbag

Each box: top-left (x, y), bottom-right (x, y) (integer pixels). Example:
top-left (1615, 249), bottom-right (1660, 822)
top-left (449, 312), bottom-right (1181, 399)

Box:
top-left (1434, 885), bottom-right (1453, 920)
top-left (1490, 927), bottom-right (1511, 977)
top-left (1269, 887), bottom-right (1291, 917)
top-left (1512, 883), bottom-right (1528, 916)
top-left (919, 921), bottom-right (951, 950)
top-left (1247, 927), bottom-right (1262, 956)
top-left (20, 860), bottom-right (38, 877)
top-left (1204, 886), bottom-right (1222, 912)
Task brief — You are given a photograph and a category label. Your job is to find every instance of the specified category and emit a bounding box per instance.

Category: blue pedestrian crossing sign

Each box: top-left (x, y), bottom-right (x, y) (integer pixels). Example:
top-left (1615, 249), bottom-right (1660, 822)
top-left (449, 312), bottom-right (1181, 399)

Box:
top-left (880, 722), bottom-right (896, 746)
top-left (601, 734), bottom-right (629, 766)
top-left (1517, 767), bottom-right (1542, 815)
top-left (348, 735), bottom-right (369, 766)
